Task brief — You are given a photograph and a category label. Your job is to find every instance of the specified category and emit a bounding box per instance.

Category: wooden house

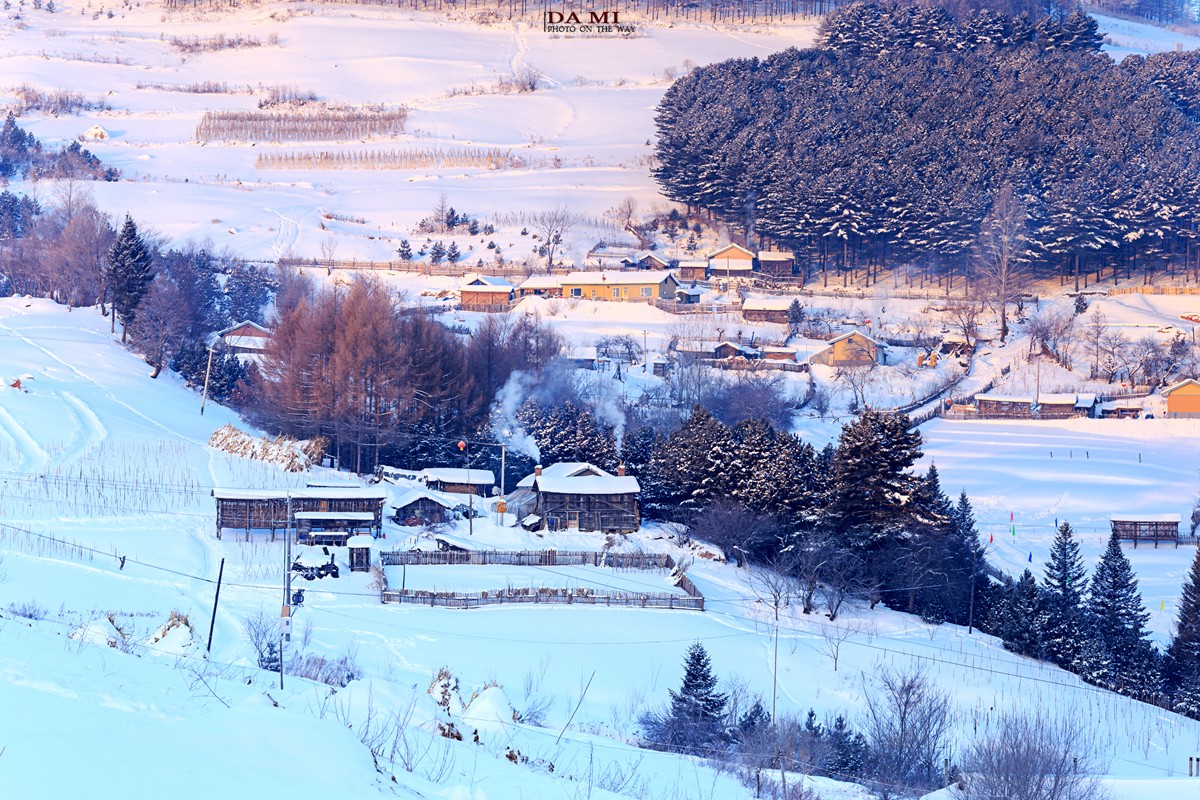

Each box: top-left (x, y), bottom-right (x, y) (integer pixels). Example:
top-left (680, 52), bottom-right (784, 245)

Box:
top-left (1110, 514), bottom-right (1182, 547)
top-left (392, 487), bottom-right (456, 525)
top-left (742, 297), bottom-right (794, 324)
top-left (1035, 393), bottom-right (1080, 419)
top-left (707, 243), bottom-right (756, 278)
top-left (810, 330), bottom-right (886, 367)
top-left (974, 394), bottom-right (1035, 418)
top-left (757, 251), bottom-right (795, 277)
top-left (528, 464), bottom-right (641, 533)
top-left (622, 251), bottom-right (671, 270)
top-left (1164, 378), bottom-right (1200, 418)
top-left (1099, 402), bottom-right (1143, 419)
top-left (676, 260), bottom-right (708, 282)
top-left (211, 486), bottom-right (387, 539)
top-left (459, 276), bottom-right (515, 311)
top-left (761, 346), bottom-right (798, 362)
top-left (561, 271), bottom-right (679, 302)
top-left (714, 341), bottom-right (760, 360)
top-left (346, 534), bottom-right (375, 572)
top-left (1074, 394), bottom-right (1098, 418)
top-left (585, 244), bottom-right (638, 268)
top-left (517, 275), bottom-right (563, 298)
top-left (208, 321), bottom-right (272, 364)
top-left (674, 285), bottom-right (704, 305)
top-left (420, 468), bottom-right (495, 496)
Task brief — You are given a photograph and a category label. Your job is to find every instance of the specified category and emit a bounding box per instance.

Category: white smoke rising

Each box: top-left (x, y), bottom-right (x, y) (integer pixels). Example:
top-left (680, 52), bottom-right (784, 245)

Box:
top-left (492, 370), bottom-right (540, 460)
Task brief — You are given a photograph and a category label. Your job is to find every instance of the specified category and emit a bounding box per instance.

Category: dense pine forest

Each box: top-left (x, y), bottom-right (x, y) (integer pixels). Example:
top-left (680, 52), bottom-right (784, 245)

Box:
top-left (653, 3), bottom-right (1200, 288)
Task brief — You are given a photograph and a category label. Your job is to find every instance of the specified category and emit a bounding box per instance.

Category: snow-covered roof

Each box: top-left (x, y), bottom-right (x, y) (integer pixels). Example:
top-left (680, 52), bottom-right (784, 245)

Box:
top-left (757, 251), bottom-right (792, 260)
top-left (516, 462), bottom-right (612, 489)
top-left (715, 341), bottom-right (759, 356)
top-left (306, 479), bottom-right (363, 488)
top-left (461, 276), bottom-right (514, 291)
top-left (1036, 393), bottom-right (1079, 405)
top-left (563, 270), bottom-right (677, 286)
top-left (761, 346), bottom-right (796, 354)
top-left (627, 250), bottom-right (669, 265)
top-left (675, 285), bottom-right (704, 297)
top-left (293, 548), bottom-right (332, 567)
top-left (1075, 393), bottom-right (1097, 408)
top-left (519, 275), bottom-right (563, 290)
top-left (393, 487), bottom-right (457, 510)
top-left (293, 511), bottom-right (376, 521)
top-left (82, 124), bottom-right (109, 140)
top-left (827, 329), bottom-right (885, 347)
top-left (742, 297), bottom-right (794, 311)
top-left (587, 245), bottom-right (638, 258)
top-left (215, 320), bottom-right (271, 339)
top-left (535, 475), bottom-right (641, 495)
top-left (1109, 513), bottom-right (1182, 523)
top-left (1163, 378), bottom-right (1200, 396)
top-left (707, 242), bottom-right (754, 258)
top-left (421, 468), bottom-right (495, 486)
top-left (212, 487), bottom-right (388, 501)
top-left (676, 259), bottom-right (707, 268)
top-left (346, 534), bottom-right (376, 548)
top-left (975, 394), bottom-right (1034, 404)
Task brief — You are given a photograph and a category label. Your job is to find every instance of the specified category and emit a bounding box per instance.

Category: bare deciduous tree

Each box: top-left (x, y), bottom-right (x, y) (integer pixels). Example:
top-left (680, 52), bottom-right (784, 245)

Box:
top-left (529, 205), bottom-right (577, 267)
top-left (976, 182), bottom-right (1031, 343)
top-left (963, 712), bottom-right (1109, 800)
top-left (945, 296), bottom-right (983, 349)
top-left (861, 666), bottom-right (954, 799)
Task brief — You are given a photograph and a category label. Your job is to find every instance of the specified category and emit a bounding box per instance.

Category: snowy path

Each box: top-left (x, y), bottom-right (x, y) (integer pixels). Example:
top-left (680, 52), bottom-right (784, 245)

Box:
top-left (0, 404), bottom-right (49, 472)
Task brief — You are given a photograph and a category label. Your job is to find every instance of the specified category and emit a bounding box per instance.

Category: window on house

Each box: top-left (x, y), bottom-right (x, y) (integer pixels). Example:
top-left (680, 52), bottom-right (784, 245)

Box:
top-left (571, 287), bottom-right (582, 297)
top-left (590, 289), bottom-right (597, 298)
top-left (641, 287), bottom-right (653, 297)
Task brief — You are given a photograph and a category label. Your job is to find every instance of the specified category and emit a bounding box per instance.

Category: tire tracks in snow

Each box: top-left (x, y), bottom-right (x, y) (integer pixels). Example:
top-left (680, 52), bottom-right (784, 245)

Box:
top-left (268, 208), bottom-right (300, 260)
top-left (0, 404), bottom-right (50, 471)
top-left (57, 390), bottom-right (108, 465)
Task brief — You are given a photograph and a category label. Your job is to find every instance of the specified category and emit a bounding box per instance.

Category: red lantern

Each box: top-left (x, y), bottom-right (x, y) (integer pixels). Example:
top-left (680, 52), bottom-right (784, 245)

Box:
top-left (457, 440), bottom-right (467, 452)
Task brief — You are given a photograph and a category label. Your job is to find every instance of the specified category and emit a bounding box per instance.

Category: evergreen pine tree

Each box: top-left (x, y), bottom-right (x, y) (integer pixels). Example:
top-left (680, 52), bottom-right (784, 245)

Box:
top-left (665, 642), bottom-right (727, 753)
top-left (429, 240), bottom-right (446, 265)
top-left (998, 569), bottom-right (1043, 659)
top-left (823, 715), bottom-right (867, 779)
top-left (945, 490), bottom-right (990, 629)
top-left (1167, 546), bottom-right (1200, 713)
top-left (396, 239), bottom-right (413, 263)
top-left (1041, 522), bottom-right (1089, 671)
top-left (735, 699), bottom-right (769, 742)
top-left (1083, 531), bottom-right (1157, 696)
top-left (446, 241), bottom-right (461, 264)
top-left (106, 214), bottom-right (154, 342)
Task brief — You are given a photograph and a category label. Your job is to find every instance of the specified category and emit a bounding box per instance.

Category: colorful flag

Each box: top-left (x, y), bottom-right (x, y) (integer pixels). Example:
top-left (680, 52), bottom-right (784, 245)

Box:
top-left (1010, 511), bottom-right (1014, 522)
top-left (989, 533), bottom-right (994, 544)
top-left (1028, 552), bottom-right (1033, 563)
top-left (1011, 525), bottom-right (1016, 537)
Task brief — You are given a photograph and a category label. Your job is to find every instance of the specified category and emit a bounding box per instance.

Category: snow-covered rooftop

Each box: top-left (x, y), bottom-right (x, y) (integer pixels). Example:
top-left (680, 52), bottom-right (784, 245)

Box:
top-left (212, 487), bottom-right (388, 501)
top-left (563, 270), bottom-right (676, 286)
top-left (535, 475), bottom-right (641, 495)
top-left (421, 468), bottom-right (496, 486)
top-left (516, 462), bottom-right (612, 489)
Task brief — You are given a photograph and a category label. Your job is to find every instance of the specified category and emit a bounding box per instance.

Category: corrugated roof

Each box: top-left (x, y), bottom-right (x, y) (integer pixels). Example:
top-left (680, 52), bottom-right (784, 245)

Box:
top-left (536, 475), bottom-right (641, 495)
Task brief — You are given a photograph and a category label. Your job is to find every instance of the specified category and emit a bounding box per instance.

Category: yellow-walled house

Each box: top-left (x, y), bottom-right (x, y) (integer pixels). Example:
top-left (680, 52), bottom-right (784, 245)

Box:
top-left (561, 271), bottom-right (679, 302)
top-left (1164, 378), bottom-right (1200, 418)
top-left (810, 330), bottom-right (887, 367)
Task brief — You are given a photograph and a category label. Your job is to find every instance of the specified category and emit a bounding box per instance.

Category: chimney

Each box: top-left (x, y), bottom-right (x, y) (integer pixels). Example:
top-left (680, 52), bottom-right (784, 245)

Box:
top-left (617, 462), bottom-right (626, 477)
top-left (534, 465), bottom-right (543, 477)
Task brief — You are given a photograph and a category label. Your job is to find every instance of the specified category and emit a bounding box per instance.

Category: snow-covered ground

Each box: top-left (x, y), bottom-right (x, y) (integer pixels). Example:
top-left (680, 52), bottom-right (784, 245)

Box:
top-left (4, 297), bottom-right (1200, 799)
top-left (0, 3), bottom-right (1185, 264)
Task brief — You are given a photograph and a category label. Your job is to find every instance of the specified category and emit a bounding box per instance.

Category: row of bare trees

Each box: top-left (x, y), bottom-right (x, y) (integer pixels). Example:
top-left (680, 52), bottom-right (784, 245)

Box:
top-left (196, 107), bottom-right (407, 143)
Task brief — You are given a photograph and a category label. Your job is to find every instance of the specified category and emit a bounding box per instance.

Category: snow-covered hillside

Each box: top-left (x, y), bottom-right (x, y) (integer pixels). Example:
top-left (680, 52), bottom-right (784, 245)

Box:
top-left (4, 297), bottom-right (1200, 799)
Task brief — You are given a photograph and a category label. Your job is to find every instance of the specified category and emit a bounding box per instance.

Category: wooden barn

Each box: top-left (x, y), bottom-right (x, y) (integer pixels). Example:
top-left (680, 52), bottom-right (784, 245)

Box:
top-left (208, 320), bottom-right (272, 364)
top-left (393, 488), bottom-right (456, 525)
top-left (1110, 514), bottom-right (1183, 547)
top-left (346, 534), bottom-right (375, 572)
top-left (622, 251), bottom-right (671, 270)
top-left (459, 276), bottom-right (515, 311)
top-left (1164, 379), bottom-right (1200, 418)
top-left (742, 297), bottom-right (793, 323)
top-left (974, 394), bottom-right (1035, 418)
top-left (676, 260), bottom-right (708, 282)
top-left (420, 468), bottom-right (495, 496)
top-left (531, 464), bottom-right (641, 533)
top-left (1035, 393), bottom-right (1080, 419)
top-left (211, 486), bottom-right (387, 539)
top-left (757, 251), bottom-right (795, 277)
top-left (714, 341), bottom-right (760, 360)
top-left (761, 346), bottom-right (798, 362)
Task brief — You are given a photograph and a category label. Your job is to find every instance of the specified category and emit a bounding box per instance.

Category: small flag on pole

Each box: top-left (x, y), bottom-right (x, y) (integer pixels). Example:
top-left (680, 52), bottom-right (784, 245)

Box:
top-left (1011, 525), bottom-right (1016, 537)
top-left (1162, 599), bottom-right (1166, 610)
top-left (989, 533), bottom-right (994, 543)
top-left (1055, 517), bottom-right (1059, 528)
top-left (1028, 552), bottom-right (1033, 562)
top-left (1010, 511), bottom-right (1014, 522)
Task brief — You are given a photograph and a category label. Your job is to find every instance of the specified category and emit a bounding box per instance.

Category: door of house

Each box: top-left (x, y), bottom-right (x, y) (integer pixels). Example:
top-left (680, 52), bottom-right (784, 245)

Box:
top-left (567, 511), bottom-right (579, 529)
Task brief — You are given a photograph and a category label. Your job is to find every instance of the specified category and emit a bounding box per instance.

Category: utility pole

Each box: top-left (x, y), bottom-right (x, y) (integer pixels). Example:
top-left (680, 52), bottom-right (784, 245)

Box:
top-left (200, 346), bottom-right (215, 415)
top-left (206, 558), bottom-right (225, 653)
top-left (459, 440), bottom-right (472, 536)
top-left (642, 330), bottom-right (648, 372)
top-left (283, 493), bottom-right (293, 642)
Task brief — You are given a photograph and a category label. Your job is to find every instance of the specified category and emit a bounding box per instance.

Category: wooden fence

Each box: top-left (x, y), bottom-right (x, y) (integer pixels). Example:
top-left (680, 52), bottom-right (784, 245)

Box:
top-left (653, 300), bottom-right (741, 316)
top-left (1111, 286), bottom-right (1200, 296)
top-left (273, 257), bottom-right (571, 280)
top-left (379, 549), bottom-right (674, 569)
top-left (380, 587), bottom-right (704, 611)
top-left (377, 548), bottom-right (704, 611)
